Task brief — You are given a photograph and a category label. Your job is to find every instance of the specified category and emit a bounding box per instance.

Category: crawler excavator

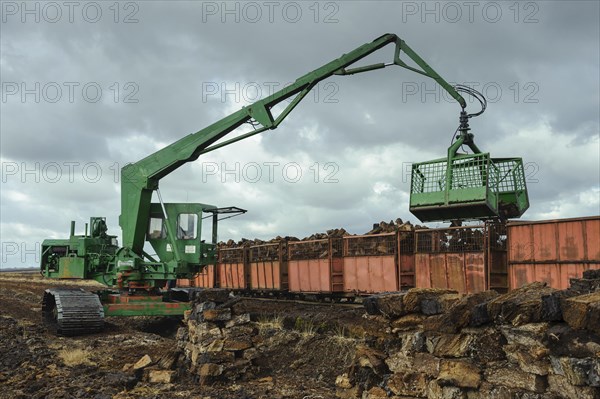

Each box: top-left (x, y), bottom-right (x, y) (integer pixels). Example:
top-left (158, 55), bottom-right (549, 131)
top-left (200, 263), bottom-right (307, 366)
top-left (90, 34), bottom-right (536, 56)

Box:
top-left (40, 33), bottom-right (529, 335)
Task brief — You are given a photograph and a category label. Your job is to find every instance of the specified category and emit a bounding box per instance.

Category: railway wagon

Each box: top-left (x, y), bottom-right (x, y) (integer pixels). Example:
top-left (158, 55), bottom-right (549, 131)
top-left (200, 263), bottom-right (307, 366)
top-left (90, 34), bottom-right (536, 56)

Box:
top-left (287, 238), bottom-right (344, 295)
top-left (286, 231), bottom-right (415, 296)
top-left (343, 232), bottom-right (399, 293)
top-left (175, 264), bottom-right (215, 288)
top-left (176, 278), bottom-right (191, 287)
top-left (342, 231), bottom-right (415, 294)
top-left (507, 216), bottom-right (600, 290)
top-left (414, 223), bottom-right (508, 294)
top-left (217, 247), bottom-right (248, 290)
top-left (248, 242), bottom-right (288, 292)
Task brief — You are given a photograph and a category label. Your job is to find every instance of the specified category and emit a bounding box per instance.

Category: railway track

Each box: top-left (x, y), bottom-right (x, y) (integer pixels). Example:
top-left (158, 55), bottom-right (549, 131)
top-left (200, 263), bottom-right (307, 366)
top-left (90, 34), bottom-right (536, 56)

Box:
top-left (238, 295), bottom-right (364, 309)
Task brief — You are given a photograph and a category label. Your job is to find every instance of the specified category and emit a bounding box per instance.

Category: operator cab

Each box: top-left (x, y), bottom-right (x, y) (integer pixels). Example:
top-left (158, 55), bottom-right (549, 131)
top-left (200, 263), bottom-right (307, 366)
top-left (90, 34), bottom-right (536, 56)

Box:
top-left (146, 203), bottom-right (246, 267)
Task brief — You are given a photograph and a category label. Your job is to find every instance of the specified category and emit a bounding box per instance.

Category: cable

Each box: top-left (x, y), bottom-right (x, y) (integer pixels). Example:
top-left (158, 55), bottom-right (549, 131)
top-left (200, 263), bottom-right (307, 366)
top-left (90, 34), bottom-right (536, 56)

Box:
top-left (454, 84), bottom-right (487, 118)
top-left (450, 124), bottom-right (460, 145)
top-left (246, 119), bottom-right (260, 130)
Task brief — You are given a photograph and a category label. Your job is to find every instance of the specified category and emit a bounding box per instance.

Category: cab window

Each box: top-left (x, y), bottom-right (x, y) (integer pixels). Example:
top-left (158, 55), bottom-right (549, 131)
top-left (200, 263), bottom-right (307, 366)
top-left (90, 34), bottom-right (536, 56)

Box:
top-left (148, 217), bottom-right (165, 239)
top-left (177, 214), bottom-right (197, 239)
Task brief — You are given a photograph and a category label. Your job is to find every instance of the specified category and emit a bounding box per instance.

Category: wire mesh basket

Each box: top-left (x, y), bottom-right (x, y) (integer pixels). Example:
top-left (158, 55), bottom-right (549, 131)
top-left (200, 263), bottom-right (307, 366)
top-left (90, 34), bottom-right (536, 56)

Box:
top-left (410, 153), bottom-right (528, 222)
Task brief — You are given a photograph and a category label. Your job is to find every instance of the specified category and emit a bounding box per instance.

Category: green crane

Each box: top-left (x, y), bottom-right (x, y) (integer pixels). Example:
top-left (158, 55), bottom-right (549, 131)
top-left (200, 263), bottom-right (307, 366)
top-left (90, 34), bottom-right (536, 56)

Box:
top-left (39, 33), bottom-right (528, 335)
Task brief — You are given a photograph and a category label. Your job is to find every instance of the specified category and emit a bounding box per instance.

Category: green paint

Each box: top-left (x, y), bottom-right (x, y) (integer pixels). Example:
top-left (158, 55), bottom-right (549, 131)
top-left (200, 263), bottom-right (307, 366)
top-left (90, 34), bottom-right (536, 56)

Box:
top-left (103, 302), bottom-right (191, 317)
top-left (409, 136), bottom-right (529, 221)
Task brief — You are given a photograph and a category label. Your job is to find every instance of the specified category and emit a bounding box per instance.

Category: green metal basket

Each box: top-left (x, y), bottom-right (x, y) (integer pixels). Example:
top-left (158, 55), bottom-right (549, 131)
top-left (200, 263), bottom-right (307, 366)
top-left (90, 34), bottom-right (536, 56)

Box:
top-left (409, 153), bottom-right (529, 222)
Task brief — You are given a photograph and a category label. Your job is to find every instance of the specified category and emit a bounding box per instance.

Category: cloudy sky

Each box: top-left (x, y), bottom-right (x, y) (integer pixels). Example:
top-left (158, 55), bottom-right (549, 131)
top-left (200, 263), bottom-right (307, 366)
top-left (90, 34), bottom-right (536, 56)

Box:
top-left (1, 1), bottom-right (599, 268)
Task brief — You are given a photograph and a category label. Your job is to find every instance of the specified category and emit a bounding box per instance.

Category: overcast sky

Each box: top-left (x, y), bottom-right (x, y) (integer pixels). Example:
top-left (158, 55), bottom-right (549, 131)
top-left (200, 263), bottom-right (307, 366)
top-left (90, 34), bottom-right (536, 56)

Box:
top-left (1, 0), bottom-right (599, 268)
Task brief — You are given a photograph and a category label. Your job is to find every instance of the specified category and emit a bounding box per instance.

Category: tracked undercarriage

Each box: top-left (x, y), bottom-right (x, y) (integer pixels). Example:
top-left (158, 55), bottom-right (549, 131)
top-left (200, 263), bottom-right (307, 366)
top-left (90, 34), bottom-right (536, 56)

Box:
top-left (42, 288), bottom-right (105, 336)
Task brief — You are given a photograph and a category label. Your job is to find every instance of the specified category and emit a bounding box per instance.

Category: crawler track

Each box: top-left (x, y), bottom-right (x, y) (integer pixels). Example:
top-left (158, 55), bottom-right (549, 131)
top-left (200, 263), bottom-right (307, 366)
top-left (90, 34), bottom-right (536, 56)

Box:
top-left (42, 288), bottom-right (105, 336)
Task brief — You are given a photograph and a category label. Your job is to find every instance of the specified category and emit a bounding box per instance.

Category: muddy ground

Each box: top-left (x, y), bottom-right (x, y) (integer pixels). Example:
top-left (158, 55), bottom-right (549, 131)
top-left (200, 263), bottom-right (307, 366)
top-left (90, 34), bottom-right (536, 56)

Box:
top-left (0, 273), bottom-right (377, 399)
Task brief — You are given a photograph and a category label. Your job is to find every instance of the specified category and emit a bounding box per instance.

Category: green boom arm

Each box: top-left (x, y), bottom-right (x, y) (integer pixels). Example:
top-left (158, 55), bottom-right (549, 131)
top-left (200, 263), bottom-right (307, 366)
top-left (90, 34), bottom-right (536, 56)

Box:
top-left (120, 33), bottom-right (467, 254)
